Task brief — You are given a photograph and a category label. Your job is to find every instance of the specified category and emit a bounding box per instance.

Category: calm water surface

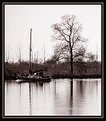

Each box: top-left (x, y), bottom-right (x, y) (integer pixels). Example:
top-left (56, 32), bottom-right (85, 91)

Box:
top-left (5, 79), bottom-right (101, 116)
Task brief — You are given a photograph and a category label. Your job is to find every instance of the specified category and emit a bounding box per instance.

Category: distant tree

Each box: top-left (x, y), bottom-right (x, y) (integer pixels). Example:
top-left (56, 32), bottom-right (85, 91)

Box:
top-left (52, 14), bottom-right (87, 75)
top-left (18, 43), bottom-right (21, 64)
top-left (86, 52), bottom-right (96, 62)
top-left (43, 45), bottom-right (46, 65)
top-left (53, 44), bottom-right (65, 62)
top-left (6, 51), bottom-right (10, 63)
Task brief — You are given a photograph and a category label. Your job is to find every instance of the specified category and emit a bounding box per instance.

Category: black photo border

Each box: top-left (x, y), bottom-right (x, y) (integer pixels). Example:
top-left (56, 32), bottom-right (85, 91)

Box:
top-left (2, 2), bottom-right (104, 119)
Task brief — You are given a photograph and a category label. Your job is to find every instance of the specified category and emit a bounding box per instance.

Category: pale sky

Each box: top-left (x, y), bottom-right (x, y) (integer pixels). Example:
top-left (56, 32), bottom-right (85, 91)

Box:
top-left (5, 5), bottom-right (101, 62)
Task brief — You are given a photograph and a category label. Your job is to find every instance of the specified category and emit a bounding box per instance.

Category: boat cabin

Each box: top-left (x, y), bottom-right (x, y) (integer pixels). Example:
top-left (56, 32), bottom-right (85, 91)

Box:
top-left (28, 69), bottom-right (44, 78)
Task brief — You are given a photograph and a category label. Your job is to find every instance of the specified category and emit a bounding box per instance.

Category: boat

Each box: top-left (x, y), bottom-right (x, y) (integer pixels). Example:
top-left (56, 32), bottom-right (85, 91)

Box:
top-left (16, 77), bottom-right (51, 83)
top-left (16, 69), bottom-right (51, 83)
top-left (16, 28), bottom-right (51, 83)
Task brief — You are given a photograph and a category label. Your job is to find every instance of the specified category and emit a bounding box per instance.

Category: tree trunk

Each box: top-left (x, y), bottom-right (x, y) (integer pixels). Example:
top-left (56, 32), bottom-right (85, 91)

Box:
top-left (69, 43), bottom-right (73, 76)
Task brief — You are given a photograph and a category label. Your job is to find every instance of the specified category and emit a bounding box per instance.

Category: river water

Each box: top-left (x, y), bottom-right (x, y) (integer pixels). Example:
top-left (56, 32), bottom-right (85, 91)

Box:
top-left (5, 78), bottom-right (101, 116)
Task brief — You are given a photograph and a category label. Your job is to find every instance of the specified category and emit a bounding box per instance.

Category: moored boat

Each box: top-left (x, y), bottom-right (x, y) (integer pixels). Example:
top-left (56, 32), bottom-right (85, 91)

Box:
top-left (16, 77), bottom-right (51, 83)
top-left (16, 28), bottom-right (51, 83)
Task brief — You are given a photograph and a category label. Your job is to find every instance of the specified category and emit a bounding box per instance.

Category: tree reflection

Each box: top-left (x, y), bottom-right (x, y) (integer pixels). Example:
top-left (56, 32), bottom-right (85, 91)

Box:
top-left (19, 83), bottom-right (21, 105)
top-left (79, 81), bottom-right (83, 96)
top-left (70, 79), bottom-right (73, 115)
top-left (39, 81), bottom-right (43, 87)
top-left (76, 80), bottom-right (86, 98)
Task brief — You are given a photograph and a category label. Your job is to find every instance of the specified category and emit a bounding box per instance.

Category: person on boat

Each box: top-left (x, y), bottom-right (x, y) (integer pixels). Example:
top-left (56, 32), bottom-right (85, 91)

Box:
top-left (39, 71), bottom-right (43, 78)
top-left (33, 72), bottom-right (38, 79)
top-left (34, 73), bottom-right (37, 76)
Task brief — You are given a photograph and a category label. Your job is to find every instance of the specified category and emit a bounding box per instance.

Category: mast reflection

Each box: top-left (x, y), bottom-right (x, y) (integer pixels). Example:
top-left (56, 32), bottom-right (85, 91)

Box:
top-left (29, 83), bottom-right (32, 115)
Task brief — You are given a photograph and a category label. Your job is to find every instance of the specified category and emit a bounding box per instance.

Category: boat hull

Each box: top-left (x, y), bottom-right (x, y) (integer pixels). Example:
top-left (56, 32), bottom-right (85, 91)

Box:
top-left (16, 77), bottom-right (51, 83)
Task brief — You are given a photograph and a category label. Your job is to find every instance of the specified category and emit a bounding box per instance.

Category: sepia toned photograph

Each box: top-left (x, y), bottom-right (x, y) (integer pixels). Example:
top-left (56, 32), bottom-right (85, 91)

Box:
top-left (3, 2), bottom-right (104, 118)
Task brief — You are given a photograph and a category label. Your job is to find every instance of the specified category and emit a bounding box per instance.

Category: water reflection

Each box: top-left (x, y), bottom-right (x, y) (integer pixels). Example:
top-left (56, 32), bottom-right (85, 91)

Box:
top-left (29, 83), bottom-right (32, 115)
top-left (5, 79), bottom-right (101, 116)
top-left (70, 79), bottom-right (73, 115)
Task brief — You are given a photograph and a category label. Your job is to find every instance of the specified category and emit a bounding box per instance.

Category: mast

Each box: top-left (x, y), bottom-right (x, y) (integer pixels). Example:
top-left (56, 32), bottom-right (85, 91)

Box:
top-left (29, 28), bottom-right (32, 74)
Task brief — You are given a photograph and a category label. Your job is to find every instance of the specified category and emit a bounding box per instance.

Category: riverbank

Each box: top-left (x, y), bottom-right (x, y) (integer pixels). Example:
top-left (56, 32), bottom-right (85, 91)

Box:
top-left (52, 74), bottom-right (101, 79)
top-left (5, 74), bottom-right (101, 80)
top-left (5, 61), bottom-right (101, 80)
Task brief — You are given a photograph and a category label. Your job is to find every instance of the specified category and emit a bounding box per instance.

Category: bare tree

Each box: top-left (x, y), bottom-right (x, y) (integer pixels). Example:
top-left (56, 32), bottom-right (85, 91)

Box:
top-left (74, 45), bottom-right (86, 62)
top-left (34, 52), bottom-right (38, 64)
top-left (18, 43), bottom-right (22, 74)
top-left (43, 45), bottom-right (46, 65)
top-left (52, 14), bottom-right (87, 75)
top-left (53, 44), bottom-right (65, 62)
top-left (86, 52), bottom-right (96, 62)
top-left (6, 51), bottom-right (10, 63)
top-left (18, 43), bottom-right (21, 64)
